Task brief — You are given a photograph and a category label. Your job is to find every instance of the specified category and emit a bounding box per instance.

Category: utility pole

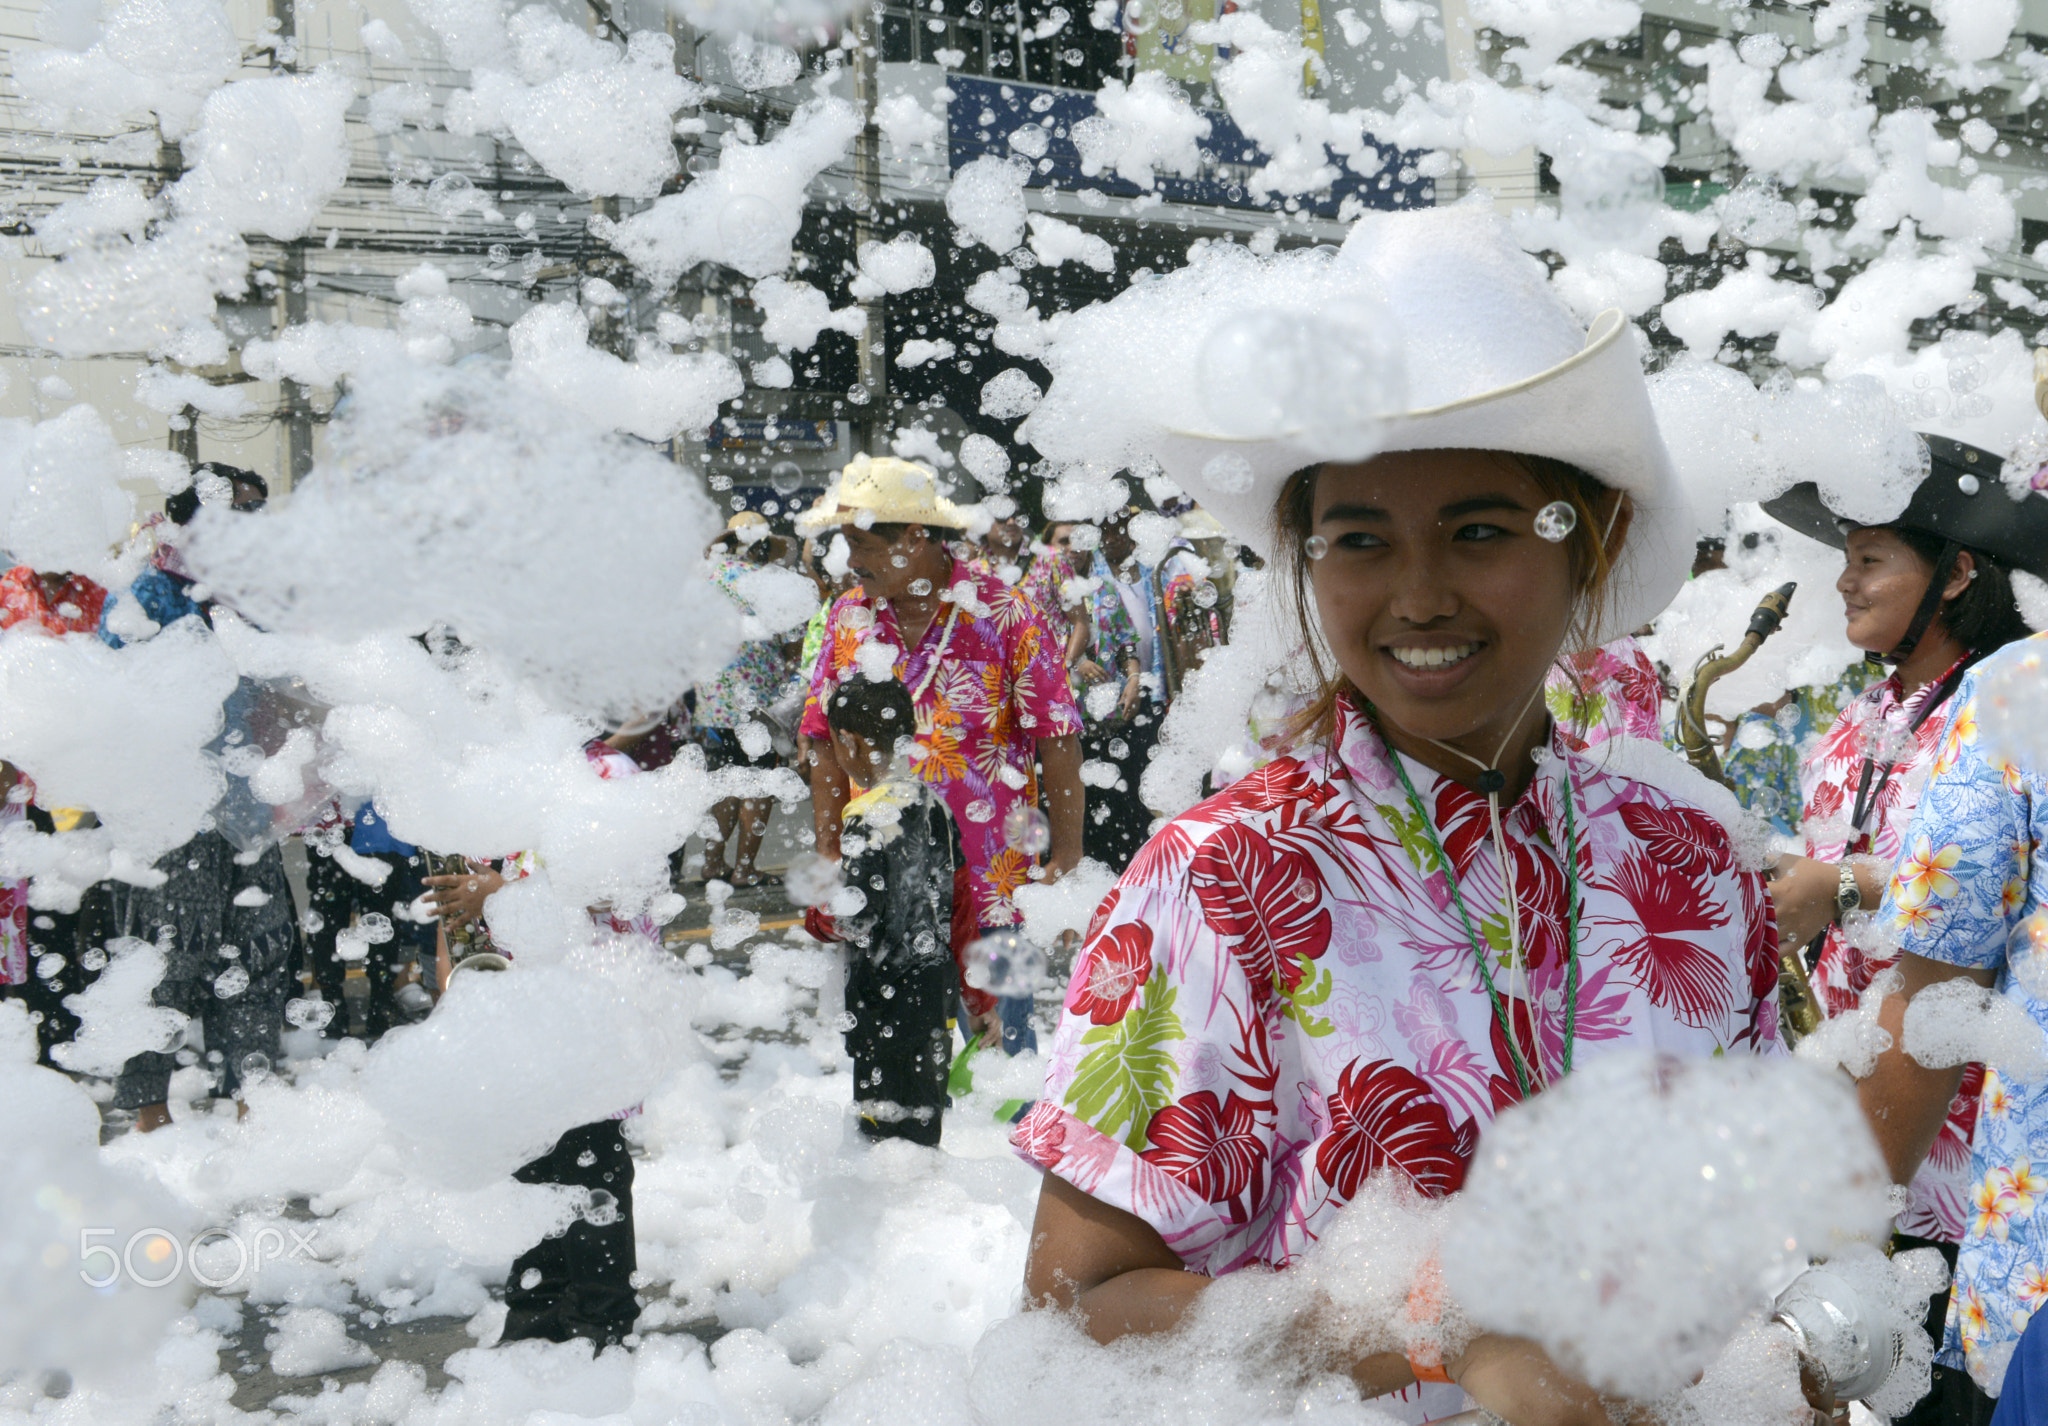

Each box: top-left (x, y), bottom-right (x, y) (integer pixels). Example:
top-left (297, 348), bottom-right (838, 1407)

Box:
top-left (849, 3), bottom-right (886, 453)
top-left (271, 0), bottom-right (314, 490)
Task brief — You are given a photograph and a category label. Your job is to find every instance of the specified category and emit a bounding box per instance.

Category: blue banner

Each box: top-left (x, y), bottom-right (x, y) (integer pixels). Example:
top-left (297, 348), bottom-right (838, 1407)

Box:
top-left (946, 75), bottom-right (1434, 219)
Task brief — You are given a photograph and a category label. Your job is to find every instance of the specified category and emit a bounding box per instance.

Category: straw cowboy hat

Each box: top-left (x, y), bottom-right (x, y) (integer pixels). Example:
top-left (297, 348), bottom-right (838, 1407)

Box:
top-left (796, 454), bottom-right (971, 534)
top-left (709, 509), bottom-right (796, 561)
top-left (1027, 204), bottom-right (1694, 645)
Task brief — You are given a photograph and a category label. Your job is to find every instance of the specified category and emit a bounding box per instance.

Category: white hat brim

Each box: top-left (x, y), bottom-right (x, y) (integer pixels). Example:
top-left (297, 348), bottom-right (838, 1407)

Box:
top-left (1160, 309), bottom-right (1692, 648)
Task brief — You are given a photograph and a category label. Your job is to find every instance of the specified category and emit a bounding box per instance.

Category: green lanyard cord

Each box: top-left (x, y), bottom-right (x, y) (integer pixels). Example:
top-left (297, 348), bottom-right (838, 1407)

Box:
top-left (1386, 749), bottom-right (1583, 1099)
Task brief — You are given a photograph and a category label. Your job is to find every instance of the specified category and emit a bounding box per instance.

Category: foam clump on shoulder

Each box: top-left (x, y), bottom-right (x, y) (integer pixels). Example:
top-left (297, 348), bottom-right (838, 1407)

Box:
top-left (1903, 977), bottom-right (2048, 1082)
top-left (1441, 1051), bottom-right (1895, 1401)
top-left (1795, 966), bottom-right (1901, 1079)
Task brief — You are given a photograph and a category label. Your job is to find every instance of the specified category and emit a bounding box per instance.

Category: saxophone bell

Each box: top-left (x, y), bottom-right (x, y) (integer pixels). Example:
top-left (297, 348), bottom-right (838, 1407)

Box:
top-left (1671, 581), bottom-right (1823, 1044)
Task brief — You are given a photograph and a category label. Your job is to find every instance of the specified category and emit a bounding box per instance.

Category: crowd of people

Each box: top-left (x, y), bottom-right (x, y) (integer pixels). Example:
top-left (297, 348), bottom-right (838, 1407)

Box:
top-left (4, 205), bottom-right (2048, 1424)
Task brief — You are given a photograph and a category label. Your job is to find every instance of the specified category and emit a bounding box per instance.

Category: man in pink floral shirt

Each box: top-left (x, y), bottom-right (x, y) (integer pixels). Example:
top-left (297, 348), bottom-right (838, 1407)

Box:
top-left (800, 457), bottom-right (1084, 1044)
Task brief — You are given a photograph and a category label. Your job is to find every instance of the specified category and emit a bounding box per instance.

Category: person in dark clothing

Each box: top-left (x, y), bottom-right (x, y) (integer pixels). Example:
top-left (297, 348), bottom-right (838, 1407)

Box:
top-left (503, 1119), bottom-right (639, 1348)
top-left (808, 675), bottom-right (962, 1147)
top-left (103, 829), bottom-right (300, 1129)
top-left (422, 733), bottom-right (656, 1350)
top-left (8, 805), bottom-right (102, 1067)
top-left (96, 463), bottom-right (301, 1130)
top-left (304, 804), bottom-right (432, 1039)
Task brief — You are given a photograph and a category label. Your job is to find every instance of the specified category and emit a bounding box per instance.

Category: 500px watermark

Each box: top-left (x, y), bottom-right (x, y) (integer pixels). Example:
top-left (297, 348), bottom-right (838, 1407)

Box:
top-left (79, 1225), bottom-right (318, 1289)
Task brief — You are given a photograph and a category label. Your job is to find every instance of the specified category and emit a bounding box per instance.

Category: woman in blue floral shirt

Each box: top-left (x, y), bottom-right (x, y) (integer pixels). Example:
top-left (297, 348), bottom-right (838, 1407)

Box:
top-left (1858, 632), bottom-right (2048, 1408)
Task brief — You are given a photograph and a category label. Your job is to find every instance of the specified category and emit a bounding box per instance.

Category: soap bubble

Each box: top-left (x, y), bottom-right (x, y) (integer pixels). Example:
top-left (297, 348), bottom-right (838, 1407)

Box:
top-left (213, 966), bottom-right (250, 999)
top-left (1534, 500), bottom-right (1578, 542)
top-left (964, 798), bottom-right (995, 823)
top-left (1195, 297), bottom-right (1402, 460)
top-left (963, 931), bottom-right (1047, 997)
top-left (1003, 803), bottom-right (1052, 855)
top-left (357, 913), bottom-right (395, 944)
top-left (237, 1051), bottom-right (272, 1083)
top-left (908, 578), bottom-right (933, 596)
top-left (1716, 175), bottom-right (1797, 247)
top-left (1305, 535), bottom-right (1329, 560)
top-left (769, 459), bottom-right (806, 494)
top-left (79, 947), bottom-right (108, 971)
top-left (285, 997), bottom-right (336, 1030)
top-left (584, 1189), bottom-right (619, 1226)
top-left (1560, 148), bottom-right (1667, 239)
top-left (36, 953), bottom-right (63, 981)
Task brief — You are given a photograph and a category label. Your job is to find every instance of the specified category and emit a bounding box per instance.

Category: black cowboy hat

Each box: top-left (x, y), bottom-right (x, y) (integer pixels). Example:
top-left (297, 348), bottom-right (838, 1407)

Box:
top-left (1760, 435), bottom-right (2048, 582)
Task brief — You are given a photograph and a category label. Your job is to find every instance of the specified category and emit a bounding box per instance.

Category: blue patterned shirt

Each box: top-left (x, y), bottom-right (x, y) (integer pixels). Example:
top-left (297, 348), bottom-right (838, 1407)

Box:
top-left (1881, 631), bottom-right (2048, 1395)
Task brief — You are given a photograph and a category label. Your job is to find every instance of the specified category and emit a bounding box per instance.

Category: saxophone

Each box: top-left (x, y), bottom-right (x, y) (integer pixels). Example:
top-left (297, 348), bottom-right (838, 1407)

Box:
top-left (1673, 581), bottom-right (1823, 1044)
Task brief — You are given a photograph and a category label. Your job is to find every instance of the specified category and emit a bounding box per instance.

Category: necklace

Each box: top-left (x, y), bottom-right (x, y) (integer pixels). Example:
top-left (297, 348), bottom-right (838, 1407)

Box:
top-left (1386, 738), bottom-right (1582, 1100)
top-left (897, 595), bottom-right (960, 704)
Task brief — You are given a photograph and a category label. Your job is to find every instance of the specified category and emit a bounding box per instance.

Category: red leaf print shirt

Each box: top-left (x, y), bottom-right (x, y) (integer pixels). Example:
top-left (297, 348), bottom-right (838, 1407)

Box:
top-left (1015, 692), bottom-right (1777, 1280)
top-left (1799, 656), bottom-right (1976, 1242)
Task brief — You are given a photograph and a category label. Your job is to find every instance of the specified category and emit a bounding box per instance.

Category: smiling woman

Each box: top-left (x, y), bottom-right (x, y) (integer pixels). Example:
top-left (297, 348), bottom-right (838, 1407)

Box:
top-left (1274, 449), bottom-right (1626, 796)
top-left (1010, 206), bottom-right (1795, 1426)
top-left (1754, 439), bottom-right (2045, 1338)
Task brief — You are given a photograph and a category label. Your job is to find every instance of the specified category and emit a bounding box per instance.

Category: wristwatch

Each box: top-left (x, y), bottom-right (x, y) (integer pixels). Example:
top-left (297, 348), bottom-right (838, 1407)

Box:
top-left (1834, 862), bottom-right (1863, 918)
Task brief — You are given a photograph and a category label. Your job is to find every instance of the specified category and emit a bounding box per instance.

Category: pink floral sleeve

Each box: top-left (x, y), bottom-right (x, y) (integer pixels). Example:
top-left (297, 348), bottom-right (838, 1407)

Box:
top-left (1018, 881), bottom-right (1291, 1274)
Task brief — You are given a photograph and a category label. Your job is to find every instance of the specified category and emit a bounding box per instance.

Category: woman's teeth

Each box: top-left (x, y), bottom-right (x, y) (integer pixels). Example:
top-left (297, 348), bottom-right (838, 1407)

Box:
top-left (1390, 643), bottom-right (1479, 669)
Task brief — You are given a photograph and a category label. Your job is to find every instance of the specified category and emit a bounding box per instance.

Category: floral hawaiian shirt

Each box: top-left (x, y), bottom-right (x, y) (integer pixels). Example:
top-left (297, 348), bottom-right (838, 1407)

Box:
top-left (1801, 656), bottom-right (1975, 1242)
top-left (801, 553), bottom-right (1082, 933)
top-left (1018, 550), bottom-right (1082, 654)
top-left (1546, 637), bottom-right (1663, 752)
top-left (1079, 546), bottom-right (1207, 715)
top-left (1879, 632), bottom-right (2048, 1394)
top-left (1716, 661), bottom-right (1880, 836)
top-left (1014, 691), bottom-right (1779, 1282)
top-left (695, 553), bottom-right (799, 731)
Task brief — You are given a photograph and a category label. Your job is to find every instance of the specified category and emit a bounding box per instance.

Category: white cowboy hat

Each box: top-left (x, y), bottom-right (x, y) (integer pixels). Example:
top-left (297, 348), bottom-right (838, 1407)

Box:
top-left (1023, 203), bottom-right (1693, 645)
top-left (795, 454), bottom-right (970, 535)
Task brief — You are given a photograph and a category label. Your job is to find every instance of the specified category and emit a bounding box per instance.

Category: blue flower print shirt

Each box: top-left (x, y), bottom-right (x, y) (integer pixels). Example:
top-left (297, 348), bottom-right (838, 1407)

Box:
top-left (1880, 631), bottom-right (2048, 1396)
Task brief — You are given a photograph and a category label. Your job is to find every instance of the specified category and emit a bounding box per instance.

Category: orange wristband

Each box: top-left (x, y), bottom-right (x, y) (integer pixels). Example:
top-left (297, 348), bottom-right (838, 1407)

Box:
top-left (1405, 1255), bottom-right (1453, 1384)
